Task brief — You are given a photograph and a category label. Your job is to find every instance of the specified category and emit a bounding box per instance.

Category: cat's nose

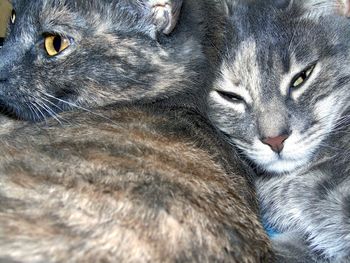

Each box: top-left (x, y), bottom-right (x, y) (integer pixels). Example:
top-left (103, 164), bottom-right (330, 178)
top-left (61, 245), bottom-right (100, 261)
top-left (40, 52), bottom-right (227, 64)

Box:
top-left (262, 134), bottom-right (289, 153)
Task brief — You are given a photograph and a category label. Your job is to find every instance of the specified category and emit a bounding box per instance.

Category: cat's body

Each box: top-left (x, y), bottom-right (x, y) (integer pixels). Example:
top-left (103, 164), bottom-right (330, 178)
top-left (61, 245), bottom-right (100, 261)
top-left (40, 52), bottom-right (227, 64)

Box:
top-left (207, 0), bottom-right (350, 262)
top-left (0, 0), bottom-right (274, 261)
top-left (0, 104), bottom-right (273, 263)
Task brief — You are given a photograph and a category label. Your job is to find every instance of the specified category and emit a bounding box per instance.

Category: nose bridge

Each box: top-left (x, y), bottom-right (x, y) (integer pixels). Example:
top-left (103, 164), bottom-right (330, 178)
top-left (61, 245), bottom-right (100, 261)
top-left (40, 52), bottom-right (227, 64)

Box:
top-left (257, 99), bottom-right (290, 139)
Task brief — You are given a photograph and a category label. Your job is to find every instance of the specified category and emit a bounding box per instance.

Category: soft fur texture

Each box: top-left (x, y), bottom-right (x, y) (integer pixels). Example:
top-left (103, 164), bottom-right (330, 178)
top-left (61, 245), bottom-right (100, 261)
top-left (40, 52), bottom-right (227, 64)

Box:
top-left (208, 0), bottom-right (350, 262)
top-left (0, 0), bottom-right (225, 121)
top-left (0, 0), bottom-right (274, 262)
top-left (0, 105), bottom-right (273, 263)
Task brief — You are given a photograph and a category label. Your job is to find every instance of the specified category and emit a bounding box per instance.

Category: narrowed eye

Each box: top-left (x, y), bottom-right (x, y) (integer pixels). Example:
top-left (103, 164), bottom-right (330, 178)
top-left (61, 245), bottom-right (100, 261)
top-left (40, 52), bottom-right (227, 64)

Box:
top-left (216, 90), bottom-right (245, 103)
top-left (44, 34), bottom-right (71, 57)
top-left (10, 10), bottom-right (16, 24)
top-left (291, 64), bottom-right (316, 89)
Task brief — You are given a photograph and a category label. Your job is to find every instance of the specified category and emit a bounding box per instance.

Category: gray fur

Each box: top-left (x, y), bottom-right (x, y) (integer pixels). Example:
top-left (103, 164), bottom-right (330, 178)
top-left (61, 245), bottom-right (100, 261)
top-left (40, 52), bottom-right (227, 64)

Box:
top-left (0, 0), bottom-right (225, 121)
top-left (0, 0), bottom-right (274, 261)
top-left (208, 0), bottom-right (350, 262)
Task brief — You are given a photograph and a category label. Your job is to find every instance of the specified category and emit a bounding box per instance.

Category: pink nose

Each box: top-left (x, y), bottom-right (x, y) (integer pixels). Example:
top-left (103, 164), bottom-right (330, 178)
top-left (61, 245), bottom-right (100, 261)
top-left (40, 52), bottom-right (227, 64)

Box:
top-left (262, 135), bottom-right (289, 153)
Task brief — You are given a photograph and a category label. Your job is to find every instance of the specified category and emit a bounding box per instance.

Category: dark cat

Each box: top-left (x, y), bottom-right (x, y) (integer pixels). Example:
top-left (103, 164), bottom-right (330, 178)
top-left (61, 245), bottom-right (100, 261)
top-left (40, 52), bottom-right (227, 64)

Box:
top-left (0, 0), bottom-right (274, 262)
top-left (207, 0), bottom-right (350, 262)
top-left (0, 106), bottom-right (274, 263)
top-left (0, 0), bottom-right (226, 121)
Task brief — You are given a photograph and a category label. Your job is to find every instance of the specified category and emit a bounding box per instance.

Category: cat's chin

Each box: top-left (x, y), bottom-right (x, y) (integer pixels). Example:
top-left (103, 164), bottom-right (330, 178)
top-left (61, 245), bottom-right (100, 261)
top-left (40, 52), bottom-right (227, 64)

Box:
top-left (235, 137), bottom-right (318, 174)
top-left (260, 158), bottom-right (308, 174)
top-left (250, 150), bottom-right (311, 174)
top-left (242, 141), bottom-right (312, 174)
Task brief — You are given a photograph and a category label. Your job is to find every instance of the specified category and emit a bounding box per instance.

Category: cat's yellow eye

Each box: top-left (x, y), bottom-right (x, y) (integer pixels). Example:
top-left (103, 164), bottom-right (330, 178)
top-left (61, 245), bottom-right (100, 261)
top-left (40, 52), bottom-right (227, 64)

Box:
top-left (10, 10), bottom-right (16, 24)
top-left (291, 64), bottom-right (316, 89)
top-left (44, 35), bottom-right (70, 56)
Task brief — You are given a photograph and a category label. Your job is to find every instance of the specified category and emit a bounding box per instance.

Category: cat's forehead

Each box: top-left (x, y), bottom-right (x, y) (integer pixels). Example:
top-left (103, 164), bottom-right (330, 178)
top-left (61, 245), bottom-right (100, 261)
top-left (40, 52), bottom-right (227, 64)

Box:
top-left (11, 0), bottom-right (111, 17)
top-left (228, 6), bottom-right (344, 75)
top-left (218, 6), bottom-right (350, 102)
top-left (10, 0), bottom-right (145, 31)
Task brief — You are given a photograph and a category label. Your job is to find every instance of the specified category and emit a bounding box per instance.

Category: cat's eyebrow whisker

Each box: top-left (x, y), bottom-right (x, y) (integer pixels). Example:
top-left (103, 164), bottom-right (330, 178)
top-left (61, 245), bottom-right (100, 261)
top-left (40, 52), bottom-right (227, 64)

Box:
top-left (288, 17), bottom-right (303, 53)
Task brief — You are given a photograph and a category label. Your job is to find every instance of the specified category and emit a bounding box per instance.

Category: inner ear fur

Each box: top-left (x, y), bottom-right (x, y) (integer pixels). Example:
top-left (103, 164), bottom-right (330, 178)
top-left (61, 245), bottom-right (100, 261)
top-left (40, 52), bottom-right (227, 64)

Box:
top-left (302, 0), bottom-right (350, 18)
top-left (146, 0), bottom-right (183, 35)
top-left (338, 0), bottom-right (350, 17)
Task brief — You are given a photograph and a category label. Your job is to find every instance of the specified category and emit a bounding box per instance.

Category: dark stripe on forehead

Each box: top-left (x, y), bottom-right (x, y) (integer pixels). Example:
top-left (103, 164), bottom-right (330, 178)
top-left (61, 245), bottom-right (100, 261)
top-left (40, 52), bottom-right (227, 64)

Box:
top-left (257, 43), bottom-right (291, 76)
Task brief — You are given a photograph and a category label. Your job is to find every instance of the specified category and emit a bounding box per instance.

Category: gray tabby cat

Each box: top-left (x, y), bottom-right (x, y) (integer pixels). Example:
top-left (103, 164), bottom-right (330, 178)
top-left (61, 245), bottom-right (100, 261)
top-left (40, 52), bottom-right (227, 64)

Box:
top-left (207, 0), bottom-right (350, 262)
top-left (0, 0), bottom-right (274, 262)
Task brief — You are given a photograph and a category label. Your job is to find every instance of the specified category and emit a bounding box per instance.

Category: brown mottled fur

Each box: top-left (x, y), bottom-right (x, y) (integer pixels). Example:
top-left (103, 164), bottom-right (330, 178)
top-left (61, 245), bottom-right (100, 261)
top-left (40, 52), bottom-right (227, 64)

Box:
top-left (0, 0), bottom-right (273, 261)
top-left (0, 105), bottom-right (273, 263)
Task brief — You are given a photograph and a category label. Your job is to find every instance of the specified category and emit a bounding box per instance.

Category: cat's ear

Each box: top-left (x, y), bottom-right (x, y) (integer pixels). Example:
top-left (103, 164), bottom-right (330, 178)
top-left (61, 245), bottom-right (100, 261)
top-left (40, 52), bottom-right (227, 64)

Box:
top-left (144, 0), bottom-right (183, 35)
top-left (222, 0), bottom-right (238, 17)
top-left (338, 0), bottom-right (350, 17)
top-left (272, 0), bottom-right (293, 10)
top-left (320, 0), bottom-right (349, 17)
top-left (301, 0), bottom-right (350, 18)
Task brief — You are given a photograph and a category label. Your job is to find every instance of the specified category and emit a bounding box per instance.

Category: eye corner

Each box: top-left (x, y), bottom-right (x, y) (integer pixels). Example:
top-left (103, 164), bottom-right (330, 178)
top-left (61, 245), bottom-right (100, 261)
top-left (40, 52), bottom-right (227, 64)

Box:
top-left (216, 90), bottom-right (246, 104)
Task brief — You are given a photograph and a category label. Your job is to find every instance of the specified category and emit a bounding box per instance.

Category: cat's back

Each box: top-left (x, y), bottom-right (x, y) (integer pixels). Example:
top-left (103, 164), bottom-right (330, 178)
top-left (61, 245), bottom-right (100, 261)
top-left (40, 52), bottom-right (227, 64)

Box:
top-left (0, 105), bottom-right (272, 263)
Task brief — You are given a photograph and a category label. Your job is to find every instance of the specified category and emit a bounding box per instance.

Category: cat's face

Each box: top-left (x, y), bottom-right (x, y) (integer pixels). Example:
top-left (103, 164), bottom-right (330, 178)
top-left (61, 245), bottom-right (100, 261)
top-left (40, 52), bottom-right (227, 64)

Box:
top-left (208, 1), bottom-right (350, 174)
top-left (0, 0), bottom-right (202, 121)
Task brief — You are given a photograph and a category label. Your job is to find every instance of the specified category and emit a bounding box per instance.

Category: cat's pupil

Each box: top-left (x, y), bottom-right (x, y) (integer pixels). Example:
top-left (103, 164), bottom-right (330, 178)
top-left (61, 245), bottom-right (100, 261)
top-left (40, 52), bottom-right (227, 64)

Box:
top-left (291, 65), bottom-right (315, 89)
top-left (53, 36), bottom-right (62, 52)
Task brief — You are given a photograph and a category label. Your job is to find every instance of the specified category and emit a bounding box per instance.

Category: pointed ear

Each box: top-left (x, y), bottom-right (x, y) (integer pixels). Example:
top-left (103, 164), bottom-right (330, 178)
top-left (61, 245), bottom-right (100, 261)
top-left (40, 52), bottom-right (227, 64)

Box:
top-left (222, 0), bottom-right (237, 17)
top-left (301, 0), bottom-right (350, 18)
top-left (338, 0), bottom-right (350, 17)
top-left (145, 0), bottom-right (183, 35)
top-left (272, 0), bottom-right (292, 10)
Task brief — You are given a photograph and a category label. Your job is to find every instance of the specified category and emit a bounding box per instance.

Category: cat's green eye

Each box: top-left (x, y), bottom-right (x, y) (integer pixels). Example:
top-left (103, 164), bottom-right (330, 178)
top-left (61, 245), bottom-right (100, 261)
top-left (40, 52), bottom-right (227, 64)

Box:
top-left (10, 10), bottom-right (16, 24)
top-left (44, 35), bottom-right (70, 57)
top-left (291, 64), bottom-right (316, 89)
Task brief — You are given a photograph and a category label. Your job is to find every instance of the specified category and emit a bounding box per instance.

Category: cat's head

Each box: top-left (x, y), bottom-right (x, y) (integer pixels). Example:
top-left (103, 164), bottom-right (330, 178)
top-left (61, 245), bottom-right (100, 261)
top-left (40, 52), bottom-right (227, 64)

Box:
top-left (0, 0), bottom-right (206, 121)
top-left (208, 0), bottom-right (350, 174)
